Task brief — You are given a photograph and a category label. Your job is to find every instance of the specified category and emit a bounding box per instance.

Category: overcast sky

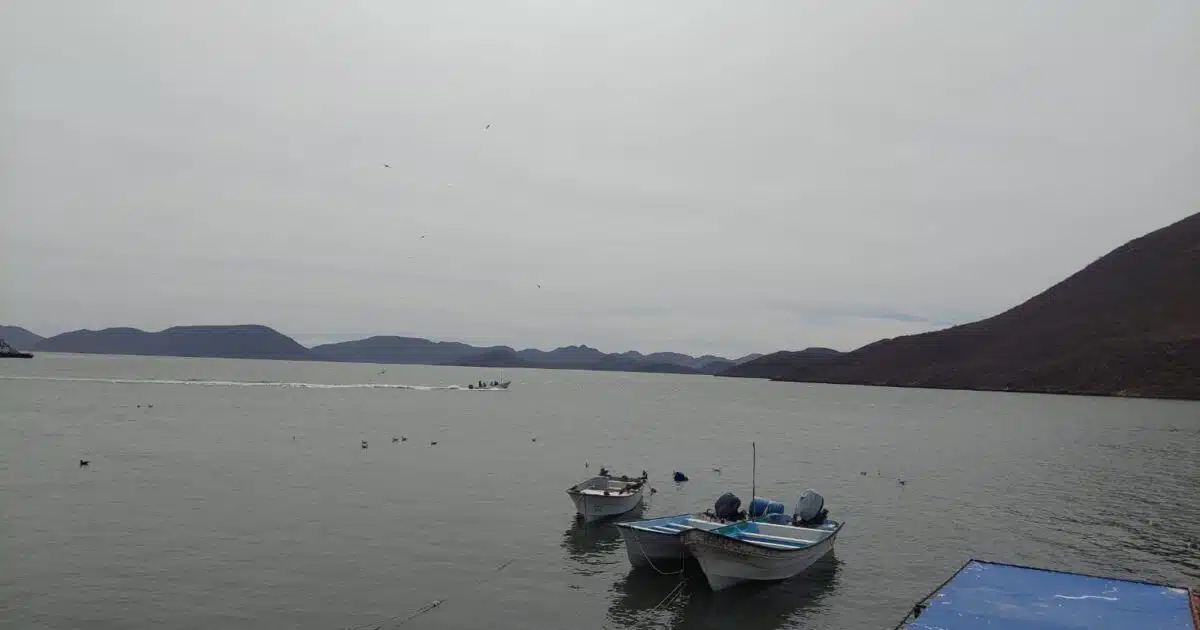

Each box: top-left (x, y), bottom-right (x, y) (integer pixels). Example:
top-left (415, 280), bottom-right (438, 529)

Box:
top-left (2, 1), bottom-right (1197, 356)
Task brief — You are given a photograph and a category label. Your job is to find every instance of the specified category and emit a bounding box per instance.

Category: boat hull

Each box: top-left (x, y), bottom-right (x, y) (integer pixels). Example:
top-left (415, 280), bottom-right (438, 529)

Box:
top-left (682, 524), bottom-right (840, 591)
top-left (570, 490), bottom-right (644, 523)
top-left (617, 525), bottom-right (687, 567)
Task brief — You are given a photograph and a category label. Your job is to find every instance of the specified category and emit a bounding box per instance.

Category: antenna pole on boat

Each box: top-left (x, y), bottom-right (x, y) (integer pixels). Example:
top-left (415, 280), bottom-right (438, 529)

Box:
top-left (751, 441), bottom-right (756, 502)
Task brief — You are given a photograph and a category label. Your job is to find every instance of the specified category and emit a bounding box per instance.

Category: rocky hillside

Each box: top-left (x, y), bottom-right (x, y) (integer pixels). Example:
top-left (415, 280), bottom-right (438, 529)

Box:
top-left (736, 212), bottom-right (1200, 400)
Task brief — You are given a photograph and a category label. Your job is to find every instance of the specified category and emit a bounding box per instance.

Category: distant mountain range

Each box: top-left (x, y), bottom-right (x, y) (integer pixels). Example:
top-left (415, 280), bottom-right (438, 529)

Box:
top-left (33, 325), bottom-right (312, 361)
top-left (720, 348), bottom-right (842, 379)
top-left (15, 215), bottom-right (1195, 398)
top-left (12, 326), bottom-right (763, 375)
top-left (724, 212), bottom-right (1200, 400)
top-left (310, 337), bottom-right (763, 374)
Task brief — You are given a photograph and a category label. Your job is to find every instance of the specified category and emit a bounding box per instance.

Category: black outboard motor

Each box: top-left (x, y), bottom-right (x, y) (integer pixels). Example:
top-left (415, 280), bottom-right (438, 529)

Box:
top-left (713, 492), bottom-right (742, 521)
top-left (793, 490), bottom-right (828, 526)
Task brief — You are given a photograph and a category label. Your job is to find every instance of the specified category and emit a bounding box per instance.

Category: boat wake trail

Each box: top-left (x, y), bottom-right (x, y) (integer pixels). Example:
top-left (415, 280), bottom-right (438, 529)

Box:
top-left (0, 376), bottom-right (487, 391)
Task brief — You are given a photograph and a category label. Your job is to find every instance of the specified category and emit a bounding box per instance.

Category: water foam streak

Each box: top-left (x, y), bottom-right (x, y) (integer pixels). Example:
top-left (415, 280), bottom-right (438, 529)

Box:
top-left (0, 375), bottom-right (492, 391)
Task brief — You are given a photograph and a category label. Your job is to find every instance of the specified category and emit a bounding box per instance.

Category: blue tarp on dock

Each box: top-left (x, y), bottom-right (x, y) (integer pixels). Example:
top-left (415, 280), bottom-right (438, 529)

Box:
top-left (901, 560), bottom-right (1196, 629)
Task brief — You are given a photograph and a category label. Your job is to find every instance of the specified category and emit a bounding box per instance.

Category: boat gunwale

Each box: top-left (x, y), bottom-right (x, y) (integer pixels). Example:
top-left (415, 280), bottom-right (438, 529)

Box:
top-left (566, 475), bottom-right (646, 498)
top-left (687, 519), bottom-right (845, 553)
top-left (614, 513), bottom-right (696, 533)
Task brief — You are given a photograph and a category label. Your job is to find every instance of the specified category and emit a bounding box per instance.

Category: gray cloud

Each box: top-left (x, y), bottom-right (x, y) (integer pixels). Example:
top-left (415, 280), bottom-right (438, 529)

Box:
top-left (3, 0), bottom-right (1197, 356)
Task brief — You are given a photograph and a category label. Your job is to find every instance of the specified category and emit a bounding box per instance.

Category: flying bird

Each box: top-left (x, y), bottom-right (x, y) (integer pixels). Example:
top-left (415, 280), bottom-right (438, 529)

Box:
top-left (485, 124), bottom-right (491, 130)
top-left (79, 460), bottom-right (89, 467)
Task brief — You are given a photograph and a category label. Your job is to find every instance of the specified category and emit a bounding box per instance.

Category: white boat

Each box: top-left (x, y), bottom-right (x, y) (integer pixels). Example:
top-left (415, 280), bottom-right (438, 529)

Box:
top-left (616, 513), bottom-right (734, 568)
top-left (614, 492), bottom-right (779, 569)
top-left (567, 473), bottom-right (648, 523)
top-left (681, 491), bottom-right (842, 591)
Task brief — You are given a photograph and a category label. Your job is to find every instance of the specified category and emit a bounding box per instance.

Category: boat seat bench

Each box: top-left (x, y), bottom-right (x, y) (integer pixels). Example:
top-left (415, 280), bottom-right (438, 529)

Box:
top-left (739, 532), bottom-right (816, 547)
top-left (737, 538), bottom-right (799, 550)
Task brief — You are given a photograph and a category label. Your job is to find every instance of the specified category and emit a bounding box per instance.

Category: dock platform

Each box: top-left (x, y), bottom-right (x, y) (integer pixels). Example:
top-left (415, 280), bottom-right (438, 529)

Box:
top-left (896, 559), bottom-right (1197, 629)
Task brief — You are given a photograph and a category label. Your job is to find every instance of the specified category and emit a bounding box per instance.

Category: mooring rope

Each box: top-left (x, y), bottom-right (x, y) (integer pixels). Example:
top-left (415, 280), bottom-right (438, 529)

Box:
top-left (628, 529), bottom-right (685, 576)
top-left (650, 578), bottom-right (688, 612)
top-left (339, 556), bottom-right (528, 630)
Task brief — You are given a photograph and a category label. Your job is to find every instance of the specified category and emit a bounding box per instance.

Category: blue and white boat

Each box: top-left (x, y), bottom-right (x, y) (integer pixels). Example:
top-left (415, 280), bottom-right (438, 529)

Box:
top-left (616, 493), bottom-right (787, 569)
top-left (616, 513), bottom-right (732, 569)
top-left (681, 490), bottom-right (843, 591)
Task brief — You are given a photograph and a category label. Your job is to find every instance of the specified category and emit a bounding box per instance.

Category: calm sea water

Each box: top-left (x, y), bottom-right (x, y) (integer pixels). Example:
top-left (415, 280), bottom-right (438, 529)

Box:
top-left (2, 354), bottom-right (1197, 629)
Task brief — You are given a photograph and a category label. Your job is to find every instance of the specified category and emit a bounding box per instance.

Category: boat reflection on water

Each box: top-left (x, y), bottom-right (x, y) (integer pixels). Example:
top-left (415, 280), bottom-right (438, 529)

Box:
top-left (561, 507), bottom-right (647, 574)
top-left (605, 554), bottom-right (842, 629)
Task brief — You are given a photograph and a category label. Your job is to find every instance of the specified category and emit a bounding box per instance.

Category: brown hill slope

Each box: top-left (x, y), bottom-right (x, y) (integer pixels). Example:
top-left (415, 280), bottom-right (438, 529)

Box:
top-left (764, 212), bottom-right (1200, 399)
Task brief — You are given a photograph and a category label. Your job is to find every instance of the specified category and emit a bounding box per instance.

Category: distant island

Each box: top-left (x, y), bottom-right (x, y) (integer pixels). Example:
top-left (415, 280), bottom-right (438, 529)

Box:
top-left (723, 212), bottom-right (1200, 400)
top-left (15, 325), bottom-right (764, 376)
top-left (33, 325), bottom-right (312, 361)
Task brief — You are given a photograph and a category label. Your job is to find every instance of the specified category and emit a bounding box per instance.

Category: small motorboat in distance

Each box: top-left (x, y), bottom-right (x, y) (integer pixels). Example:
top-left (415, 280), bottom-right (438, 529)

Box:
top-left (681, 490), bottom-right (843, 591)
top-left (0, 339), bottom-right (33, 359)
top-left (568, 470), bottom-right (648, 523)
top-left (466, 379), bottom-right (511, 390)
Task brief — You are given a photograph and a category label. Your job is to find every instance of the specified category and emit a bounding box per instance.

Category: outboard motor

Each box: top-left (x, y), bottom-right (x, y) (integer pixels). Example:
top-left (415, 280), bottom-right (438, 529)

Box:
top-left (713, 492), bottom-right (742, 521)
top-left (793, 490), bottom-right (828, 526)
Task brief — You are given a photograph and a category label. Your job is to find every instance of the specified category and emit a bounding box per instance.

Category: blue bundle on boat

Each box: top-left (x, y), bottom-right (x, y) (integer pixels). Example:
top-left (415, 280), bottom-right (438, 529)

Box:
top-left (747, 497), bottom-right (786, 518)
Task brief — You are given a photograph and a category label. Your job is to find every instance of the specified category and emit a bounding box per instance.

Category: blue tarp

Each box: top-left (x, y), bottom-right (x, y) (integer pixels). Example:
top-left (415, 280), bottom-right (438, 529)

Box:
top-left (902, 560), bottom-right (1195, 630)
